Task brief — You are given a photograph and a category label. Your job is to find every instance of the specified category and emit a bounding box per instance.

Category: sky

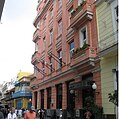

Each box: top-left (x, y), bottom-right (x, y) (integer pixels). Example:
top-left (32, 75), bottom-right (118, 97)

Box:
top-left (0, 0), bottom-right (37, 84)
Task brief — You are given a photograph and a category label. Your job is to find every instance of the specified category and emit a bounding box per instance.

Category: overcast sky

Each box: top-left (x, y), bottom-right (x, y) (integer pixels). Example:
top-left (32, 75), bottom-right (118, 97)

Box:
top-left (0, 0), bottom-right (37, 84)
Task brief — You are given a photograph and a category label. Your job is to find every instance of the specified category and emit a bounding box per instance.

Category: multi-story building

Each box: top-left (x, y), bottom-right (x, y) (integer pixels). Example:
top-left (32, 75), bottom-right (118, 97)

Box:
top-left (31, 0), bottom-right (102, 118)
top-left (95, 0), bottom-right (118, 119)
top-left (12, 71), bottom-right (33, 110)
top-left (0, 0), bottom-right (5, 21)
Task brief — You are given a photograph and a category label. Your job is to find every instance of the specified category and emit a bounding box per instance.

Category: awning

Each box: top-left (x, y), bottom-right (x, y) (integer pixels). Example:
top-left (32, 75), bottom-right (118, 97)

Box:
top-left (69, 80), bottom-right (92, 90)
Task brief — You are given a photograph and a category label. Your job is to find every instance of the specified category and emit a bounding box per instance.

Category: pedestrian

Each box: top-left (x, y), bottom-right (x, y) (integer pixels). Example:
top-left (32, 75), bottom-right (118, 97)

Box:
top-left (24, 106), bottom-right (36, 119)
top-left (84, 109), bottom-right (92, 119)
top-left (17, 108), bottom-right (22, 118)
top-left (38, 109), bottom-right (44, 119)
top-left (0, 108), bottom-right (4, 119)
top-left (14, 108), bottom-right (17, 116)
top-left (7, 108), bottom-right (17, 119)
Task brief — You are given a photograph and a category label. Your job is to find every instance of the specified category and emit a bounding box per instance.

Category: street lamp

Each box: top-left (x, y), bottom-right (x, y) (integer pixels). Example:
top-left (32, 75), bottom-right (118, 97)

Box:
top-left (92, 82), bottom-right (97, 90)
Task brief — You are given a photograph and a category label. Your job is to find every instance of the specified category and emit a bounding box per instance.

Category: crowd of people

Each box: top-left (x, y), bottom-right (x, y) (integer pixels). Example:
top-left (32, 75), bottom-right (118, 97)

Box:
top-left (0, 106), bottom-right (45, 119)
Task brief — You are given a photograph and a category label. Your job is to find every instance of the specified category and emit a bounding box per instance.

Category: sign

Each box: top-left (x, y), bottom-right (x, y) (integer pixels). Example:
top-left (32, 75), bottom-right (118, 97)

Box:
top-left (69, 80), bottom-right (91, 90)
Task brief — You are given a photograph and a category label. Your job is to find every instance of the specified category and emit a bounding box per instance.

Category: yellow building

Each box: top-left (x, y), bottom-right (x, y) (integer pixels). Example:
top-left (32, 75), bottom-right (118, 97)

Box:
top-left (13, 71), bottom-right (33, 110)
top-left (95, 0), bottom-right (118, 118)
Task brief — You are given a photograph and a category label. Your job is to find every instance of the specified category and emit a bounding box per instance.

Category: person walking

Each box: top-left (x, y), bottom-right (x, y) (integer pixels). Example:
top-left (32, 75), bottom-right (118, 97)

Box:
top-left (7, 108), bottom-right (17, 119)
top-left (38, 109), bottom-right (44, 119)
top-left (24, 106), bottom-right (36, 119)
top-left (17, 108), bottom-right (22, 119)
top-left (0, 108), bottom-right (4, 119)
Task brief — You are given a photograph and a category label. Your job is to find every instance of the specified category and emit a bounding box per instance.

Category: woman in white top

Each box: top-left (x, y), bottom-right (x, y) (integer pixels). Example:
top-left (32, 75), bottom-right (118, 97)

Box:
top-left (7, 109), bottom-right (17, 119)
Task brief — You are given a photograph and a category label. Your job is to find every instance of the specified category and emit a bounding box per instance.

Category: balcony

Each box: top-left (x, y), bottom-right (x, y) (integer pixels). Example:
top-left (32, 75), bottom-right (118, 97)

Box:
top-left (71, 46), bottom-right (97, 67)
top-left (33, 29), bottom-right (40, 43)
top-left (70, 1), bottom-right (93, 29)
top-left (98, 31), bottom-right (118, 57)
top-left (31, 51), bottom-right (40, 64)
top-left (56, 6), bottom-right (62, 21)
top-left (12, 91), bottom-right (32, 99)
top-left (66, 0), bottom-right (73, 10)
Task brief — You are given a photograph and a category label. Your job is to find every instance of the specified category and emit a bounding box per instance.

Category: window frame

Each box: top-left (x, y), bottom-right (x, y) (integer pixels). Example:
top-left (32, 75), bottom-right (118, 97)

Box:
top-left (79, 26), bottom-right (87, 48)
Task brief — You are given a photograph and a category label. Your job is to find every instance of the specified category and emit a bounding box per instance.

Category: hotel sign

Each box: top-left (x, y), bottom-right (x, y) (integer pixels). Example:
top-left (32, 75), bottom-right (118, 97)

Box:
top-left (69, 80), bottom-right (91, 90)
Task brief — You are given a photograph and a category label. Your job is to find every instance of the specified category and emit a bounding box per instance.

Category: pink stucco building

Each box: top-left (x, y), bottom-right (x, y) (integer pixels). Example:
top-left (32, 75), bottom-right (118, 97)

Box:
top-left (31, 0), bottom-right (102, 118)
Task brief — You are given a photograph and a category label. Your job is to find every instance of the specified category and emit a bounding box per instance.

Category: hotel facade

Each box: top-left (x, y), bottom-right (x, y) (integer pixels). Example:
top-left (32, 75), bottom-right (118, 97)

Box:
top-left (31, 0), bottom-right (102, 118)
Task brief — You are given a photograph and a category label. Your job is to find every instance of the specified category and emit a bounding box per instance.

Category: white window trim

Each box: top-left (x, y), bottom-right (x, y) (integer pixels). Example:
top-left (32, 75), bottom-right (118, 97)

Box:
top-left (79, 26), bottom-right (87, 48)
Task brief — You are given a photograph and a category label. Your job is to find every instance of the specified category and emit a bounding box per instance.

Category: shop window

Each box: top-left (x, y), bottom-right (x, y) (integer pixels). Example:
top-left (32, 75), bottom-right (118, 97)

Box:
top-left (56, 84), bottom-right (62, 109)
top-left (47, 88), bottom-right (51, 109)
top-left (41, 90), bottom-right (44, 109)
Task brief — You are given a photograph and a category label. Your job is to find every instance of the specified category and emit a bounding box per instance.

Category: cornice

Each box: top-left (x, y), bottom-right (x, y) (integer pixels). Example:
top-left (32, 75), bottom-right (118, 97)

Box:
top-left (33, 0), bottom-right (54, 27)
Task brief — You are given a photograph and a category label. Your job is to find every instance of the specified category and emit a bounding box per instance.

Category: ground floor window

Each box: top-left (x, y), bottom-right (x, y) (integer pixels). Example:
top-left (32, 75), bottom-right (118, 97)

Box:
top-left (41, 90), bottom-right (44, 109)
top-left (56, 84), bottom-right (62, 109)
top-left (47, 87), bottom-right (51, 109)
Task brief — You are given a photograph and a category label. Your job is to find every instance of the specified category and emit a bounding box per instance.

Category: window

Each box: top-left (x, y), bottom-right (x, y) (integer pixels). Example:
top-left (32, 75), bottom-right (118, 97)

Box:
top-left (114, 6), bottom-right (118, 22)
top-left (42, 62), bottom-right (45, 77)
top-left (43, 37), bottom-right (46, 50)
top-left (58, 20), bottom-right (62, 35)
top-left (49, 57), bottom-right (52, 73)
top-left (50, 8), bottom-right (53, 19)
top-left (47, 88), bottom-right (51, 109)
top-left (56, 84), bottom-right (62, 109)
top-left (70, 41), bottom-right (74, 57)
top-left (79, 27), bottom-right (87, 47)
top-left (43, 18), bottom-right (46, 29)
top-left (78, 0), bottom-right (82, 5)
top-left (50, 30), bottom-right (53, 44)
top-left (58, 50), bottom-right (62, 68)
top-left (58, 0), bottom-right (62, 8)
top-left (37, 21), bottom-right (41, 29)
top-left (68, 7), bottom-right (73, 26)
top-left (112, 69), bottom-right (118, 91)
top-left (41, 90), bottom-right (44, 109)
top-left (35, 43), bottom-right (38, 52)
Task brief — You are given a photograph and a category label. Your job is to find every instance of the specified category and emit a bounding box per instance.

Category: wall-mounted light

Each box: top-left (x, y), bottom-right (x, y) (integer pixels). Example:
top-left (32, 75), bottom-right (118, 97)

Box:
top-left (92, 82), bottom-right (97, 90)
top-left (92, 81), bottom-right (99, 94)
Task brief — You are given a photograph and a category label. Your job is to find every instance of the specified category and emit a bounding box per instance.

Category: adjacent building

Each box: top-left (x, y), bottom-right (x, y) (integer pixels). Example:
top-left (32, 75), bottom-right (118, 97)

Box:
top-left (31, 0), bottom-right (102, 118)
top-left (13, 71), bottom-right (33, 110)
top-left (0, 0), bottom-right (5, 21)
top-left (95, 0), bottom-right (118, 119)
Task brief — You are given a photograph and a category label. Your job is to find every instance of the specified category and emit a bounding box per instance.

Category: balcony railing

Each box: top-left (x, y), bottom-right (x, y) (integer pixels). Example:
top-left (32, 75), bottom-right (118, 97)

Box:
top-left (12, 91), bottom-right (32, 98)
top-left (66, 0), bottom-right (73, 10)
top-left (70, 1), bottom-right (93, 28)
top-left (31, 51), bottom-right (40, 64)
top-left (71, 47), bottom-right (97, 67)
top-left (33, 29), bottom-right (40, 42)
